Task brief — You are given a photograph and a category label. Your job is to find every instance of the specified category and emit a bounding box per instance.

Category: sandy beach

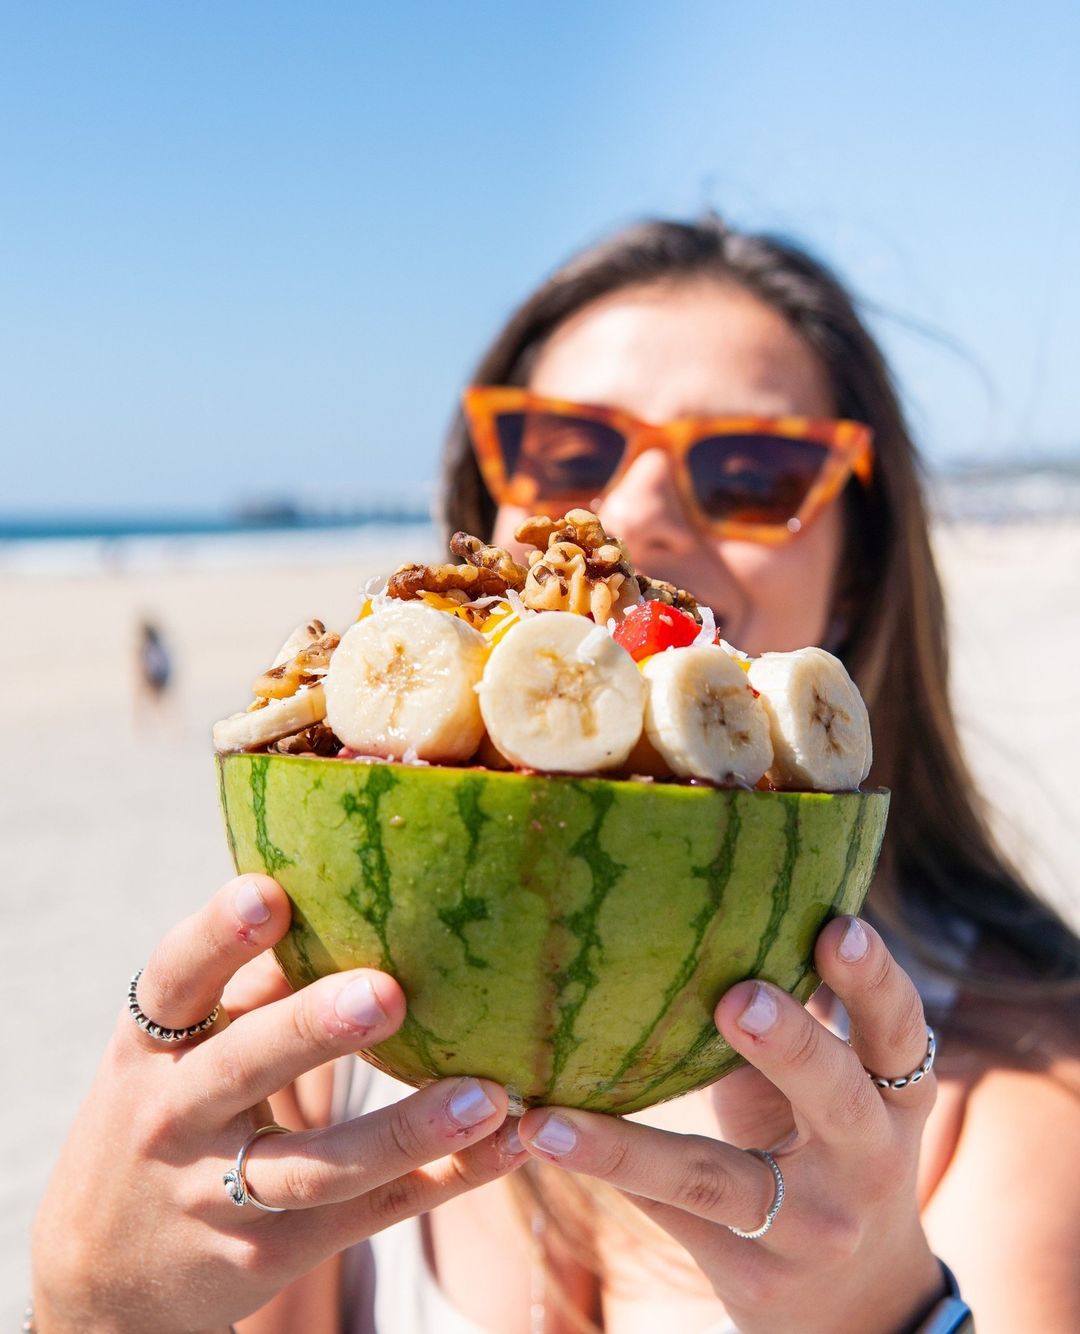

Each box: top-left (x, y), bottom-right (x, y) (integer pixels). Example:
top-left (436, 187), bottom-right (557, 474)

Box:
top-left (3, 518), bottom-right (1078, 1319)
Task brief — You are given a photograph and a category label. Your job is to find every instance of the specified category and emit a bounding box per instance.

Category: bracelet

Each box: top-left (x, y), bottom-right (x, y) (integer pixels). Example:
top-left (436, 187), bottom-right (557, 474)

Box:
top-left (909, 1260), bottom-right (974, 1334)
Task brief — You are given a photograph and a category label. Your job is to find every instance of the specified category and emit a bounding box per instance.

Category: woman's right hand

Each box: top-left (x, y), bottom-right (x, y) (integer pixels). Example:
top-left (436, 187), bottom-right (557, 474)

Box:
top-left (31, 875), bottom-right (523, 1333)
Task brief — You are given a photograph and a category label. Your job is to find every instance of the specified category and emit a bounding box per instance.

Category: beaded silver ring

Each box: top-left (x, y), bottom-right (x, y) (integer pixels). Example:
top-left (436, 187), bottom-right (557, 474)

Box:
top-left (128, 967), bottom-right (220, 1043)
top-left (864, 1025), bottom-right (936, 1090)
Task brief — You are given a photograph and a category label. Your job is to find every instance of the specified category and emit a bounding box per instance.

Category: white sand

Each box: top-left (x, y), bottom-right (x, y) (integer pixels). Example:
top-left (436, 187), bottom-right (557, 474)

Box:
top-left (3, 520), bottom-right (1077, 1319)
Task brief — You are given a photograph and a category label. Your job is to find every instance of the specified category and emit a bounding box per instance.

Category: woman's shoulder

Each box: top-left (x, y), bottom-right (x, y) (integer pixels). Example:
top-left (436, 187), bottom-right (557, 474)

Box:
top-left (922, 1059), bottom-right (1080, 1326)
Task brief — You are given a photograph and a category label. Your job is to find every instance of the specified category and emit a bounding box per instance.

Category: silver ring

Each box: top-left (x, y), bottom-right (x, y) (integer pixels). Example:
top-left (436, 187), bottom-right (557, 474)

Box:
top-left (128, 968), bottom-right (220, 1043)
top-left (864, 1025), bottom-right (936, 1090)
top-left (223, 1123), bottom-right (290, 1212)
top-left (727, 1148), bottom-right (786, 1240)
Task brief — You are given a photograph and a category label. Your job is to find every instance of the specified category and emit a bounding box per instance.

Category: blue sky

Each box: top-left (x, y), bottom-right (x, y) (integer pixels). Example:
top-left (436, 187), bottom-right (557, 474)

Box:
top-left (2, 2), bottom-right (1078, 513)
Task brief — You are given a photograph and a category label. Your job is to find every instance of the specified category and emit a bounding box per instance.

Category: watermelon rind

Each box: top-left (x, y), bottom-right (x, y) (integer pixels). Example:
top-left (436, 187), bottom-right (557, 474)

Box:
top-left (217, 754), bottom-right (888, 1114)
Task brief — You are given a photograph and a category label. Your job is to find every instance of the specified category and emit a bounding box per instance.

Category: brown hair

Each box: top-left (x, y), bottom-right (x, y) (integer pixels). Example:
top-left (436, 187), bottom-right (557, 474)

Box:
top-left (438, 215), bottom-right (1080, 1319)
top-left (439, 215), bottom-right (1080, 1028)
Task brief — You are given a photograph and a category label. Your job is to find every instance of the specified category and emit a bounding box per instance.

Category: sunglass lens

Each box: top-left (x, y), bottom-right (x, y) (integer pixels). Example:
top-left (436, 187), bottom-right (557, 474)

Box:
top-left (495, 411), bottom-right (626, 505)
top-left (687, 434), bottom-right (828, 525)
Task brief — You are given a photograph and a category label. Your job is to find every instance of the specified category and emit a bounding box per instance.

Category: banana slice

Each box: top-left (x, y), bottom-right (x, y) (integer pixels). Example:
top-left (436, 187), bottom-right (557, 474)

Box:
top-left (271, 619), bottom-right (327, 668)
top-left (640, 646), bottom-right (773, 786)
top-left (324, 600), bottom-right (487, 762)
top-left (478, 612), bottom-right (645, 773)
top-left (213, 686), bottom-right (327, 753)
top-left (747, 647), bottom-right (872, 791)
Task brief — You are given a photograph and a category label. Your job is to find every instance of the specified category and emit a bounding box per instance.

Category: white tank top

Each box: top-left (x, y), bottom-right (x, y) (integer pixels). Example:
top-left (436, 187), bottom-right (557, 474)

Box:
top-left (331, 1058), bottom-right (740, 1333)
top-left (332, 1058), bottom-right (486, 1334)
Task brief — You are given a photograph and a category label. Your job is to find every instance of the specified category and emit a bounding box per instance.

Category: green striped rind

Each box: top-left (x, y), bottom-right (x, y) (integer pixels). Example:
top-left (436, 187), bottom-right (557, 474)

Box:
top-left (217, 754), bottom-right (888, 1114)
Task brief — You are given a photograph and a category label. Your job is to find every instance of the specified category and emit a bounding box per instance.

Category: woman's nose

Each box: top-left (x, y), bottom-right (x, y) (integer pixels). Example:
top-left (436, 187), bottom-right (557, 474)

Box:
top-left (596, 446), bottom-right (698, 561)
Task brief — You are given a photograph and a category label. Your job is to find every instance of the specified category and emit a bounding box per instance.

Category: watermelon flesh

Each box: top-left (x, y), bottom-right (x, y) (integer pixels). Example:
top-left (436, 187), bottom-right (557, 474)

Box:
top-left (218, 754), bottom-right (888, 1114)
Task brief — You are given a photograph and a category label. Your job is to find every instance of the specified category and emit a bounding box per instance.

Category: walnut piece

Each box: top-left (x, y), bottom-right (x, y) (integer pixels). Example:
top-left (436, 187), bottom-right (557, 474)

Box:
top-left (514, 515), bottom-right (561, 549)
top-left (636, 573), bottom-right (701, 621)
top-left (449, 532), bottom-right (529, 589)
top-left (270, 722), bottom-right (342, 756)
top-left (385, 532), bottom-right (528, 608)
top-left (386, 561), bottom-right (513, 602)
top-left (515, 508), bottom-right (636, 619)
top-left (558, 508), bottom-right (609, 552)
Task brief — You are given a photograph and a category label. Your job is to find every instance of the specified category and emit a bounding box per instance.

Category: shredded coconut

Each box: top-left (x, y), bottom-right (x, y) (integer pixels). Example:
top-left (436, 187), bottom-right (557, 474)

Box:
top-left (694, 604), bottom-right (717, 647)
top-left (718, 636), bottom-right (751, 663)
top-left (505, 588), bottom-right (537, 619)
top-left (575, 623), bottom-right (610, 664)
top-left (400, 746), bottom-right (430, 766)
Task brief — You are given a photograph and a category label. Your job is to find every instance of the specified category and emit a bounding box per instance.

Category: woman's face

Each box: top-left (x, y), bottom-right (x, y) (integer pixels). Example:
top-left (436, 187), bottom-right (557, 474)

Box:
top-left (490, 280), bottom-right (846, 657)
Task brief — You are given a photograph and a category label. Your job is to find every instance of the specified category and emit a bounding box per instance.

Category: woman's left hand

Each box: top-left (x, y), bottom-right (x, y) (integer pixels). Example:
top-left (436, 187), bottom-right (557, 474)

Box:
top-left (517, 917), bottom-right (946, 1334)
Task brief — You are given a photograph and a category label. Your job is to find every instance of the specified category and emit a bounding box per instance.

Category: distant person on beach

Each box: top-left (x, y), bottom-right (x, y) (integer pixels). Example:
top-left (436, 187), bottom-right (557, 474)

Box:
top-left (134, 618), bottom-right (174, 728)
top-left (32, 217), bottom-right (1080, 1332)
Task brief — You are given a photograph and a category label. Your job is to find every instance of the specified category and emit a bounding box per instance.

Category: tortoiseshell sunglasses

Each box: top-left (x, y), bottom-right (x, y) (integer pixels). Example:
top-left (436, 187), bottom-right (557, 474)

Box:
top-left (463, 386), bottom-right (874, 545)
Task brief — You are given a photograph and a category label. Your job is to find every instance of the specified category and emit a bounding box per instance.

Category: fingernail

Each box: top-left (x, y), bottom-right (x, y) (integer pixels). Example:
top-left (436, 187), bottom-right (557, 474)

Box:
top-left (501, 1120), bottom-right (523, 1154)
top-left (447, 1077), bottom-right (497, 1129)
top-left (529, 1114), bottom-right (577, 1157)
top-left (335, 977), bottom-right (386, 1030)
top-left (235, 879), bottom-right (270, 926)
top-left (838, 917), bottom-right (869, 963)
top-left (738, 983), bottom-right (779, 1036)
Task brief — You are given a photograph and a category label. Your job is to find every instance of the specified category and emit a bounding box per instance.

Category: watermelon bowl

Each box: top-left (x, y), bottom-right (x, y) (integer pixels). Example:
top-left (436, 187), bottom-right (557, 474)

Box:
top-left (217, 753), bottom-right (888, 1115)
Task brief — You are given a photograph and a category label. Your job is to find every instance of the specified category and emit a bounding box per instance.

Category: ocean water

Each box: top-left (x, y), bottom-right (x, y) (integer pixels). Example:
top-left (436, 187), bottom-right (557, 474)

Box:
top-left (926, 462), bottom-right (1080, 523)
top-left (0, 519), bottom-right (440, 578)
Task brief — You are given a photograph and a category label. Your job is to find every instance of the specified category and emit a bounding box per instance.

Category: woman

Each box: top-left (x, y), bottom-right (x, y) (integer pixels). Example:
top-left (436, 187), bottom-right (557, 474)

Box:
top-left (31, 217), bottom-right (1080, 1331)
